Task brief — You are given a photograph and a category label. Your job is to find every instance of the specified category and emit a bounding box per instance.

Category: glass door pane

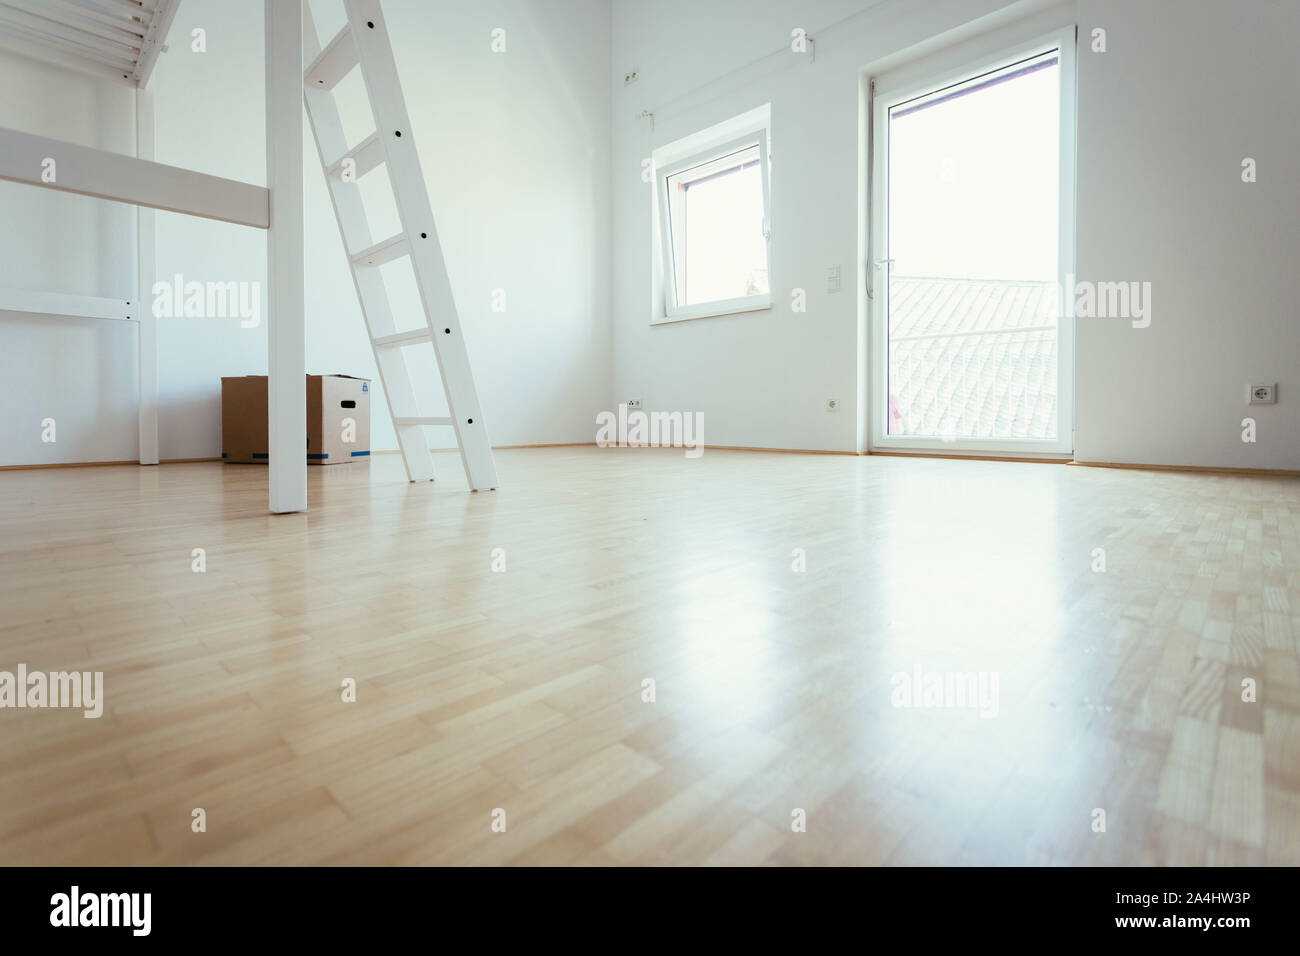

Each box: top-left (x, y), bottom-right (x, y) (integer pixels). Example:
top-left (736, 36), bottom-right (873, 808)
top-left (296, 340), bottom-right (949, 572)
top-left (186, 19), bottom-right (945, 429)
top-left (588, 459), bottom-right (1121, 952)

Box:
top-left (886, 51), bottom-right (1061, 441)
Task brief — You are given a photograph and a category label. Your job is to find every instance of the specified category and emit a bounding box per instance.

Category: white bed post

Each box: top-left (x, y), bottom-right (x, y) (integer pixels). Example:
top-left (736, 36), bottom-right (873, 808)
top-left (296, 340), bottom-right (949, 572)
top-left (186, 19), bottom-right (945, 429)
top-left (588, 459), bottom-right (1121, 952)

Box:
top-left (266, 0), bottom-right (307, 514)
top-left (135, 87), bottom-right (159, 466)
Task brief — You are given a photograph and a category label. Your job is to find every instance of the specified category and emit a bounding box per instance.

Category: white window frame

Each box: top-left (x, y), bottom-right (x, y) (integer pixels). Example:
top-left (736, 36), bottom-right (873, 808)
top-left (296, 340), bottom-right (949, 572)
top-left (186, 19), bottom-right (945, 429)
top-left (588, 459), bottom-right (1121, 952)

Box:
top-left (653, 119), bottom-right (772, 325)
top-left (868, 25), bottom-right (1077, 456)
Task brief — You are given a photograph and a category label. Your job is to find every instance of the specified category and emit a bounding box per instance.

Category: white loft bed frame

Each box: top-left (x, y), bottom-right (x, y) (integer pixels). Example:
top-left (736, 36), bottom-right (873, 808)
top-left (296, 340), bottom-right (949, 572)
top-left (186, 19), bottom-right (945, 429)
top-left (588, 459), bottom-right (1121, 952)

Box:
top-left (0, 0), bottom-right (309, 514)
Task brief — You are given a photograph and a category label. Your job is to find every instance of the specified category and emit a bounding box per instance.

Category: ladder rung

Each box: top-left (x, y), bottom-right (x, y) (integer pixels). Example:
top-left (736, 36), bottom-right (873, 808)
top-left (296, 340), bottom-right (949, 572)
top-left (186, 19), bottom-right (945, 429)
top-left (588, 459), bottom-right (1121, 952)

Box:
top-left (304, 26), bottom-right (357, 90)
top-left (373, 329), bottom-right (432, 349)
top-left (350, 234), bottom-right (409, 267)
top-left (394, 417), bottom-right (453, 427)
top-left (327, 131), bottom-right (385, 181)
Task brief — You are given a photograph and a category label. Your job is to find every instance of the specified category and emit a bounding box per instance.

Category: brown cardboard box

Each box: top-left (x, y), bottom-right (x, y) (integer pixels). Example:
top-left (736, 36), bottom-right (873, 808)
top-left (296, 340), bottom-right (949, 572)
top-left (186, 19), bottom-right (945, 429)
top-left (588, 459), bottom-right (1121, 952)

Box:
top-left (220, 376), bottom-right (269, 464)
top-left (221, 375), bottom-right (371, 465)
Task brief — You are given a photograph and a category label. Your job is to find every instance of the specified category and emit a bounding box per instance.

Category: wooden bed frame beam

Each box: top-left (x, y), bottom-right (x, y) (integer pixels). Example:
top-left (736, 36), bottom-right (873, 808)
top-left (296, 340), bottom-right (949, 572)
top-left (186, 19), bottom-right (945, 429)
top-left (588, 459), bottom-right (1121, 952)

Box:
top-left (265, 0), bottom-right (307, 513)
top-left (0, 0), bottom-right (307, 512)
top-left (0, 125), bottom-right (269, 227)
top-left (136, 87), bottom-right (159, 466)
top-left (133, 0), bottom-right (179, 88)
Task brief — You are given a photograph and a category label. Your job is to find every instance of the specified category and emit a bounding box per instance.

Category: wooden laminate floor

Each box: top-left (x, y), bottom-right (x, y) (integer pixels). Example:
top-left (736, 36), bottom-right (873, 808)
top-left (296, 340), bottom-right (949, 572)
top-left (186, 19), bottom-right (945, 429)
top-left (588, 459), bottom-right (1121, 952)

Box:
top-left (1, 448), bottom-right (1297, 865)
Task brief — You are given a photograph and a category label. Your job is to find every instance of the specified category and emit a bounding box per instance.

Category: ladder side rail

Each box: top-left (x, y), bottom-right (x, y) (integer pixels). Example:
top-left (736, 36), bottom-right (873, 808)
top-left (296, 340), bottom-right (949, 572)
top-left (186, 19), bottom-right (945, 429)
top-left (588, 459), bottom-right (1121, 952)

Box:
top-left (343, 0), bottom-right (499, 491)
top-left (304, 7), bottom-right (434, 481)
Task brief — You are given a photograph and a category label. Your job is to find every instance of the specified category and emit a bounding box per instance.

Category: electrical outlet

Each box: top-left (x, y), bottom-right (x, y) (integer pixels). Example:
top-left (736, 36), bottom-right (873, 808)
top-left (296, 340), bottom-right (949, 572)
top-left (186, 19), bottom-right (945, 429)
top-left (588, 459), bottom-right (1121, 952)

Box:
top-left (827, 265), bottom-right (842, 294)
top-left (623, 70), bottom-right (638, 86)
top-left (627, 398), bottom-right (642, 409)
top-left (1248, 383), bottom-right (1277, 404)
top-left (826, 398), bottom-right (840, 412)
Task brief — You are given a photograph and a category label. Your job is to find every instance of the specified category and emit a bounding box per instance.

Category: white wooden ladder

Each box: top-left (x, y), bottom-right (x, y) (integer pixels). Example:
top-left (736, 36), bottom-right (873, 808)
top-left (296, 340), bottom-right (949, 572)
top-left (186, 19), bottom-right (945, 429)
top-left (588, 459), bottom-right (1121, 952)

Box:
top-left (302, 0), bottom-right (498, 490)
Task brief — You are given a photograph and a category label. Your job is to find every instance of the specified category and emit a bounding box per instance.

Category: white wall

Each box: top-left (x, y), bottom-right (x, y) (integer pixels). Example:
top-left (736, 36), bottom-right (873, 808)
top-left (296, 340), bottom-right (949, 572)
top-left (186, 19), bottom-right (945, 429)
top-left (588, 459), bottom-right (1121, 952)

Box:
top-left (0, 57), bottom-right (139, 466)
top-left (1073, 0), bottom-right (1300, 469)
top-left (151, 0), bottom-right (269, 462)
top-left (610, 0), bottom-right (1029, 453)
top-left (610, 0), bottom-right (1300, 468)
top-left (303, 0), bottom-right (613, 454)
top-left (1, 0), bottom-right (611, 465)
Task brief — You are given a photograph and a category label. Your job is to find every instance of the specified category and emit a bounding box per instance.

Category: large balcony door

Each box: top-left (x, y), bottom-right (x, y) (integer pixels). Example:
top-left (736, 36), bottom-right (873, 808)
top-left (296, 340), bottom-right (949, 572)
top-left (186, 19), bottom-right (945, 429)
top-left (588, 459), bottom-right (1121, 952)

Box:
top-left (870, 29), bottom-right (1076, 455)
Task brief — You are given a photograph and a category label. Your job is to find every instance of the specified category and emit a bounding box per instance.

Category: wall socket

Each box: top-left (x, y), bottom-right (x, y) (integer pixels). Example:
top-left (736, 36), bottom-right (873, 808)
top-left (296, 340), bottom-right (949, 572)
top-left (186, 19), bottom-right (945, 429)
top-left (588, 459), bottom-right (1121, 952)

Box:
top-left (626, 398), bottom-right (642, 409)
top-left (1248, 383), bottom-right (1277, 404)
top-left (826, 265), bottom-right (842, 294)
top-left (623, 70), bottom-right (638, 86)
top-left (826, 398), bottom-right (840, 412)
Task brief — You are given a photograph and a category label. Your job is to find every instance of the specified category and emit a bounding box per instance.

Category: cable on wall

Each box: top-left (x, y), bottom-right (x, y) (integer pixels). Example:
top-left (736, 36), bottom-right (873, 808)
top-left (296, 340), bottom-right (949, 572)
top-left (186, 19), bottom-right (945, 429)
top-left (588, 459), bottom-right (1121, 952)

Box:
top-left (636, 2), bottom-right (891, 122)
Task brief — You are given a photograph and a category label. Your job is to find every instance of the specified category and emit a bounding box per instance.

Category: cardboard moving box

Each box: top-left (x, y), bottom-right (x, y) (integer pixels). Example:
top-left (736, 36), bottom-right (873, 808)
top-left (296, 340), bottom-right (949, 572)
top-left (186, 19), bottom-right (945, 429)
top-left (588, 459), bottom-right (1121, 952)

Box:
top-left (222, 375), bottom-right (371, 465)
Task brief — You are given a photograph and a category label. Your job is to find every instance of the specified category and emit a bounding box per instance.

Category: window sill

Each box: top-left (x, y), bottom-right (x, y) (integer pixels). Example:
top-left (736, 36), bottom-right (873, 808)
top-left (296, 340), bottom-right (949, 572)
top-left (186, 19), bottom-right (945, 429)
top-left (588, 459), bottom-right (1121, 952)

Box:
top-left (651, 297), bottom-right (772, 326)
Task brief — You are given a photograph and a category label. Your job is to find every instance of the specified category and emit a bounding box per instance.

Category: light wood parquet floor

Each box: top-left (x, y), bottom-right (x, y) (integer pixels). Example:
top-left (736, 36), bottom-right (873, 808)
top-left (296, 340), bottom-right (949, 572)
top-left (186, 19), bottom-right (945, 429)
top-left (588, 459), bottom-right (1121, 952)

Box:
top-left (0, 448), bottom-right (1297, 865)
